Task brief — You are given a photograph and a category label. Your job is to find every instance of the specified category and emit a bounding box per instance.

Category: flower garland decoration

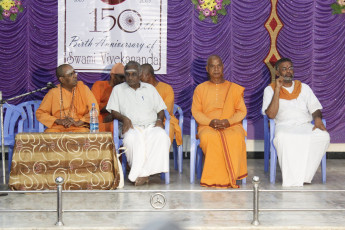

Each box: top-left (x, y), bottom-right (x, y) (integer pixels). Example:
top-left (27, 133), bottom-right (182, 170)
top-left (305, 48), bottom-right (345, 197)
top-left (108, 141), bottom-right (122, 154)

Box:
top-left (0, 0), bottom-right (23, 21)
top-left (331, 0), bottom-right (345, 14)
top-left (192, 0), bottom-right (231, 24)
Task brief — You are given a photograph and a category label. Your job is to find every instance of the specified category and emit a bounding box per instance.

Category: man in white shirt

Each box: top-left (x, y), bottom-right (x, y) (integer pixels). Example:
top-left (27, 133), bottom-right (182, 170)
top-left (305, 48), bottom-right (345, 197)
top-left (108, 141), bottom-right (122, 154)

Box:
top-left (107, 61), bottom-right (170, 186)
top-left (262, 58), bottom-right (330, 187)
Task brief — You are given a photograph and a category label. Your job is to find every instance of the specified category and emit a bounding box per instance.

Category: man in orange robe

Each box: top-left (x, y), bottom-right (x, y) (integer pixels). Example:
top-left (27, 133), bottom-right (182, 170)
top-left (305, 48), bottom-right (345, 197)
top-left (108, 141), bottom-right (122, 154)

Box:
top-left (191, 55), bottom-right (247, 188)
top-left (140, 64), bottom-right (182, 145)
top-left (91, 63), bottom-right (125, 132)
top-left (36, 64), bottom-right (99, 132)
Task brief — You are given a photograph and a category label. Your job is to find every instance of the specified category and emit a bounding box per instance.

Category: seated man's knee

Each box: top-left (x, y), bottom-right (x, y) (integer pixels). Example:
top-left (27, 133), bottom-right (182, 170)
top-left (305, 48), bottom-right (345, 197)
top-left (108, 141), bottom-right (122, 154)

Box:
top-left (154, 127), bottom-right (170, 142)
top-left (315, 130), bottom-right (330, 143)
top-left (228, 130), bottom-right (245, 140)
top-left (199, 129), bottom-right (218, 142)
top-left (123, 128), bottom-right (139, 142)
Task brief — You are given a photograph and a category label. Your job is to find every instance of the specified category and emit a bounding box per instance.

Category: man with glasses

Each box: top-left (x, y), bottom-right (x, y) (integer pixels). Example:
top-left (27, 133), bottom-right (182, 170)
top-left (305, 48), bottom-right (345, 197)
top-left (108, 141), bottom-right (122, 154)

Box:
top-left (36, 64), bottom-right (99, 132)
top-left (91, 63), bottom-right (125, 132)
top-left (106, 61), bottom-right (170, 186)
top-left (262, 57), bottom-right (330, 187)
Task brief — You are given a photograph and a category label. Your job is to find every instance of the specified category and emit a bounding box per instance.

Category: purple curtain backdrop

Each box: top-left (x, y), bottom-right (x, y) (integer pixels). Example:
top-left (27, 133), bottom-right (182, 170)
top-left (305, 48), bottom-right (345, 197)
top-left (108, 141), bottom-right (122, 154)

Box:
top-left (0, 0), bottom-right (344, 142)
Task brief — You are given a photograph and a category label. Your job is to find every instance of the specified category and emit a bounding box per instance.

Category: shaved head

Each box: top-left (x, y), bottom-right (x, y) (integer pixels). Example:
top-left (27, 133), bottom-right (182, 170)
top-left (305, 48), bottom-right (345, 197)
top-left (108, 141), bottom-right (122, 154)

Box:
top-left (207, 55), bottom-right (223, 66)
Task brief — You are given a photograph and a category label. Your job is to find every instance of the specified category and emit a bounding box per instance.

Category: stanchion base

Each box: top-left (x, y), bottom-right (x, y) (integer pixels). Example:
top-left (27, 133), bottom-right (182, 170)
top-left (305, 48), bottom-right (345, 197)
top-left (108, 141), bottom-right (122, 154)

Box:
top-left (251, 220), bottom-right (260, 226)
top-left (0, 184), bottom-right (9, 196)
top-left (55, 221), bottom-right (64, 226)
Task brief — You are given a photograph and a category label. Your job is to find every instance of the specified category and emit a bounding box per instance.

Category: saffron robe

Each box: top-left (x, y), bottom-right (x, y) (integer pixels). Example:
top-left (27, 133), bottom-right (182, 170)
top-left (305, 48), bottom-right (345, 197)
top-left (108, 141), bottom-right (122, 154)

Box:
top-left (36, 81), bottom-right (99, 132)
top-left (192, 81), bottom-right (247, 188)
top-left (155, 82), bottom-right (182, 145)
top-left (91, 81), bottom-right (113, 132)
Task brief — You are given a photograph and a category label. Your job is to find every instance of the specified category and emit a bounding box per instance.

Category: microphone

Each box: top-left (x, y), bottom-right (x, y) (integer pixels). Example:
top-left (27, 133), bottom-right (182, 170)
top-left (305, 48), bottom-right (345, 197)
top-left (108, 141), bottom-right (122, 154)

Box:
top-left (46, 82), bottom-right (57, 89)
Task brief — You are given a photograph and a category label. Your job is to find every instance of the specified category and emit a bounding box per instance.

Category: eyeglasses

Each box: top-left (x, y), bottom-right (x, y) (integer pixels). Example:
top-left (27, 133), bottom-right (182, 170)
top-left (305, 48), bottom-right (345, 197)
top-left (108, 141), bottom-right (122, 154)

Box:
top-left (125, 71), bottom-right (138, 77)
top-left (281, 66), bottom-right (294, 71)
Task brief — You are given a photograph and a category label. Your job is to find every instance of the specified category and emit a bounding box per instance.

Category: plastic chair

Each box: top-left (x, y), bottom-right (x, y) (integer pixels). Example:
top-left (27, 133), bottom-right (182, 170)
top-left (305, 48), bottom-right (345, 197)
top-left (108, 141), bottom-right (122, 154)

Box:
top-left (190, 116), bottom-right (247, 185)
top-left (172, 104), bottom-right (183, 174)
top-left (263, 115), bottom-right (270, 173)
top-left (268, 117), bottom-right (326, 184)
top-left (17, 100), bottom-right (44, 132)
top-left (0, 103), bottom-right (24, 172)
top-left (113, 110), bottom-right (171, 184)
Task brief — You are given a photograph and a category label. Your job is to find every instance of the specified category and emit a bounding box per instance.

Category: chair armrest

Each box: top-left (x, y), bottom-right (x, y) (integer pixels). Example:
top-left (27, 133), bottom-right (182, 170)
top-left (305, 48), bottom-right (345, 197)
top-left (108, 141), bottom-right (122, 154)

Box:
top-left (190, 116), bottom-right (197, 143)
top-left (242, 118), bottom-right (247, 142)
top-left (311, 118), bottom-right (326, 128)
top-left (113, 119), bottom-right (120, 150)
top-left (242, 118), bottom-right (247, 132)
top-left (263, 115), bottom-right (269, 137)
top-left (269, 118), bottom-right (276, 140)
top-left (18, 119), bottom-right (24, 133)
top-left (322, 118), bottom-right (326, 127)
top-left (38, 122), bottom-right (45, 132)
top-left (164, 110), bottom-right (170, 135)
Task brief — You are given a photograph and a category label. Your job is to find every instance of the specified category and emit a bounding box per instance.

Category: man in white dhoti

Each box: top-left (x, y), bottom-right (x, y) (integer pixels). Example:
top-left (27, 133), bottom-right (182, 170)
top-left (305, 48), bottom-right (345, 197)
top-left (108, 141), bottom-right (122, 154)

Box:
top-left (262, 58), bottom-right (330, 187)
top-left (106, 61), bottom-right (170, 186)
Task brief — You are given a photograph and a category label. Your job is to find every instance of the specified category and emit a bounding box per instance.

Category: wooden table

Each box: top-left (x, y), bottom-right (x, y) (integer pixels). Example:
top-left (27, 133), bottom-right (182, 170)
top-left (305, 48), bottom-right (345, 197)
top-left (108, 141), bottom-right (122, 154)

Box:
top-left (9, 132), bottom-right (120, 190)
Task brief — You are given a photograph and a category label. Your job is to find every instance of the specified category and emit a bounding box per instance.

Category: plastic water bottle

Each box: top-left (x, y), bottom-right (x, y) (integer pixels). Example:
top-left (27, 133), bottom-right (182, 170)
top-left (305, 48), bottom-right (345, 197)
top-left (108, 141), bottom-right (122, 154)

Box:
top-left (90, 103), bottom-right (99, 133)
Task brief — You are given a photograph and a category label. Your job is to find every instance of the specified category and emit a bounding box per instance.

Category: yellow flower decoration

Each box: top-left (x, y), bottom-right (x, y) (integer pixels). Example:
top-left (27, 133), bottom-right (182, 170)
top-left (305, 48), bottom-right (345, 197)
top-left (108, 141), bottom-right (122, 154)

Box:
top-left (201, 0), bottom-right (217, 11)
top-left (0, 0), bottom-right (15, 10)
top-left (192, 0), bottom-right (231, 24)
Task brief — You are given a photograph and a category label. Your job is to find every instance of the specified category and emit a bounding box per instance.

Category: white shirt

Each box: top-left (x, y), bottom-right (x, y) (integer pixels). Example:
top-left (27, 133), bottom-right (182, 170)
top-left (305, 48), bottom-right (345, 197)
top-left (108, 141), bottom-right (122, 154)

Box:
top-left (106, 82), bottom-right (167, 126)
top-left (262, 81), bottom-right (323, 126)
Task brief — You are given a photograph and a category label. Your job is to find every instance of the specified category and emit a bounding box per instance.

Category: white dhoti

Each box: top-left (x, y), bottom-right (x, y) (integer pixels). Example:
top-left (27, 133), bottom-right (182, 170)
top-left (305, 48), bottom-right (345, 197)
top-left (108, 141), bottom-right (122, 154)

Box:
top-left (274, 123), bottom-right (330, 187)
top-left (123, 125), bottom-right (171, 182)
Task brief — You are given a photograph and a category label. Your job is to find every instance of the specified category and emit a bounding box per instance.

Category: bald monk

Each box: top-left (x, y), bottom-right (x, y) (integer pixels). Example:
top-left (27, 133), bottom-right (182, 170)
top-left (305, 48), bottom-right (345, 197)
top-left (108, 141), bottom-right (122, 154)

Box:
top-left (140, 63), bottom-right (182, 145)
top-left (36, 64), bottom-right (99, 132)
top-left (91, 63), bottom-right (125, 132)
top-left (192, 55), bottom-right (247, 188)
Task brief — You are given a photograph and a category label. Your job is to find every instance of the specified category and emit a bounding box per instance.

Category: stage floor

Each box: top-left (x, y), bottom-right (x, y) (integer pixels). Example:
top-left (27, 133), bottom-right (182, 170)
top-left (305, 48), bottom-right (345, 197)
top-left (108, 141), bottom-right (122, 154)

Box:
top-left (0, 158), bottom-right (345, 229)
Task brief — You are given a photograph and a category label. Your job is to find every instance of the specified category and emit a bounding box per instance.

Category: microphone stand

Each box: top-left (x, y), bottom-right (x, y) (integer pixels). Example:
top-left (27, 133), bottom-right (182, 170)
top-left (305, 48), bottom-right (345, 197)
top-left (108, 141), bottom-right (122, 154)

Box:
top-left (1, 84), bottom-right (54, 193)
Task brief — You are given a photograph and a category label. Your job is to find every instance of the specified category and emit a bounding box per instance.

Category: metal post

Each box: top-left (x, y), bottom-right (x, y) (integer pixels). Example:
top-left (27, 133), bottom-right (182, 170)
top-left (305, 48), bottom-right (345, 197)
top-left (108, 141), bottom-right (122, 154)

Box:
top-left (251, 176), bottom-right (260, 226)
top-left (55, 177), bottom-right (64, 226)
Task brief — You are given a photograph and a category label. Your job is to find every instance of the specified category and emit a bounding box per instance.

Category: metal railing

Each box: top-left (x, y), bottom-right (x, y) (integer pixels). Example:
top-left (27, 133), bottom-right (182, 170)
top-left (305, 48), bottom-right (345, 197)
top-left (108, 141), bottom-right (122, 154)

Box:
top-left (1, 176), bottom-right (345, 226)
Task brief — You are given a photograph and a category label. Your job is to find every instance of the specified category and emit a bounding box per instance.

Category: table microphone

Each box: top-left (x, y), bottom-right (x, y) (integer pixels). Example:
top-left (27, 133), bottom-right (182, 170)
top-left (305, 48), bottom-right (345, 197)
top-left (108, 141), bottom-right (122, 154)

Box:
top-left (47, 82), bottom-right (57, 89)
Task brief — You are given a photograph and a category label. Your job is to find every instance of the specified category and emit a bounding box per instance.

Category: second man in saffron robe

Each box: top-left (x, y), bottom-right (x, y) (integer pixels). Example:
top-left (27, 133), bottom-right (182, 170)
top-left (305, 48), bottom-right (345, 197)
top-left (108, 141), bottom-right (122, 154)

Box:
top-left (192, 55), bottom-right (247, 188)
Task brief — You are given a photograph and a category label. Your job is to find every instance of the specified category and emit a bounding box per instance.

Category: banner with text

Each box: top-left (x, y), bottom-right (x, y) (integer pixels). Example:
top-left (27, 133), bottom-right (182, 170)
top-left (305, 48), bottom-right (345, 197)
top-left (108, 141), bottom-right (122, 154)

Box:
top-left (58, 0), bottom-right (167, 74)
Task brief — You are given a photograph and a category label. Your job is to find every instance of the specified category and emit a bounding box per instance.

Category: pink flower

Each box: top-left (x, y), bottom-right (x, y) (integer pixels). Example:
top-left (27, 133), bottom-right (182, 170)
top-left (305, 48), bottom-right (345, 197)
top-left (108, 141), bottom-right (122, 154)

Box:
top-left (215, 0), bottom-right (223, 3)
top-left (203, 8), bottom-right (211, 17)
top-left (342, 9), bottom-right (345, 13)
top-left (215, 4), bottom-right (222, 10)
top-left (338, 0), bottom-right (345, 6)
top-left (198, 0), bottom-right (205, 4)
top-left (10, 6), bottom-right (18, 14)
top-left (197, 5), bottom-right (203, 11)
top-left (2, 10), bottom-right (11, 18)
top-left (210, 10), bottom-right (217, 16)
top-left (15, 0), bottom-right (22, 6)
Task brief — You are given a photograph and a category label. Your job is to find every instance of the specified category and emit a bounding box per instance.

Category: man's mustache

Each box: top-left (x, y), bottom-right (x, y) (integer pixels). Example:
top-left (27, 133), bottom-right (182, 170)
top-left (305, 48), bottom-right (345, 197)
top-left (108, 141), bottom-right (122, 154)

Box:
top-left (283, 76), bottom-right (293, 82)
